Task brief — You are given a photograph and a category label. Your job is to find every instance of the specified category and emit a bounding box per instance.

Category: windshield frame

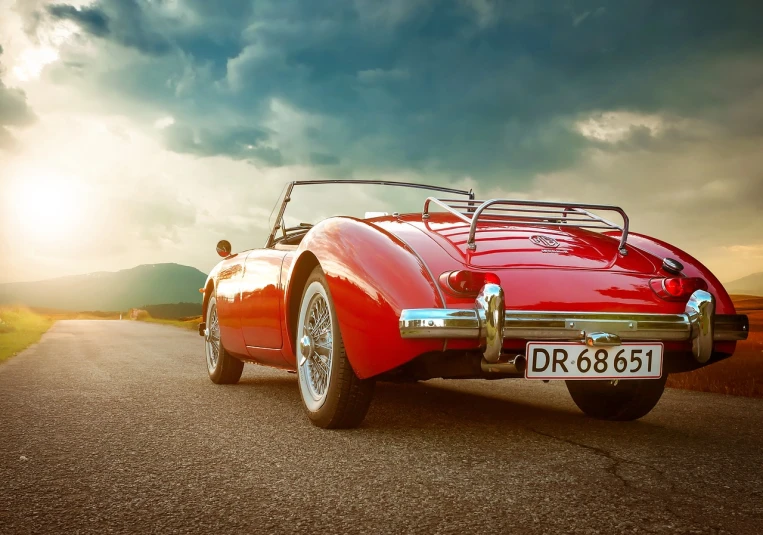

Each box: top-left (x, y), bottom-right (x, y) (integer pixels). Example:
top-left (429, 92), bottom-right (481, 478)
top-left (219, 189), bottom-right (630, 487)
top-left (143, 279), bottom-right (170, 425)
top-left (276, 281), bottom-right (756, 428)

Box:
top-left (265, 180), bottom-right (474, 248)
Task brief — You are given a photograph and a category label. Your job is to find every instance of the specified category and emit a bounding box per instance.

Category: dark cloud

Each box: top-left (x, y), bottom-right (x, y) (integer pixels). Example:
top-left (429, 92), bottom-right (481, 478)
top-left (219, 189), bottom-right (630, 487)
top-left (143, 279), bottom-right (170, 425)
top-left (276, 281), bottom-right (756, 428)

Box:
top-left (47, 0), bottom-right (171, 56)
top-left (38, 0), bottom-right (763, 181)
top-left (163, 123), bottom-right (276, 163)
top-left (47, 4), bottom-right (109, 37)
top-left (0, 48), bottom-right (36, 150)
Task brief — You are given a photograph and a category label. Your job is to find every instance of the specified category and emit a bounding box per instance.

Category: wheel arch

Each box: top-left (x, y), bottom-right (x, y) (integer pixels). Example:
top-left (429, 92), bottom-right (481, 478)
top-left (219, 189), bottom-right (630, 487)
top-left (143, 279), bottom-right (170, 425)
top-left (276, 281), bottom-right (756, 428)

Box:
top-left (201, 278), bottom-right (215, 319)
top-left (626, 232), bottom-right (738, 358)
top-left (285, 250), bottom-right (320, 355)
top-left (285, 217), bottom-right (445, 379)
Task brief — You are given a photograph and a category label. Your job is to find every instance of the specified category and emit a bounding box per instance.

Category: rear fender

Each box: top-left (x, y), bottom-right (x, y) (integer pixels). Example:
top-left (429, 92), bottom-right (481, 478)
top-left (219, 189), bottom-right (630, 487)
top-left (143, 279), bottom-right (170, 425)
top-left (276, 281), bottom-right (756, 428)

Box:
top-left (626, 233), bottom-right (735, 313)
top-left (285, 217), bottom-right (445, 379)
top-left (626, 233), bottom-right (737, 356)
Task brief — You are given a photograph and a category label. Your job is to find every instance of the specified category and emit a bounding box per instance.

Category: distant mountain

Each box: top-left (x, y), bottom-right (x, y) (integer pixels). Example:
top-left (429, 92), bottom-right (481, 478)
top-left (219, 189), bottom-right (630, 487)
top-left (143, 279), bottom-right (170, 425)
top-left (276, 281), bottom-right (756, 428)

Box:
top-left (0, 264), bottom-right (206, 311)
top-left (725, 272), bottom-right (763, 296)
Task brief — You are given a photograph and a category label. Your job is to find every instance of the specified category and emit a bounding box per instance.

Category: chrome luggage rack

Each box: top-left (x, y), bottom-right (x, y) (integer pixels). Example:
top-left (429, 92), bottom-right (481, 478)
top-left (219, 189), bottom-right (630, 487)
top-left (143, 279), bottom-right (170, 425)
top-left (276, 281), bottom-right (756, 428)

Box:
top-left (422, 197), bottom-right (630, 255)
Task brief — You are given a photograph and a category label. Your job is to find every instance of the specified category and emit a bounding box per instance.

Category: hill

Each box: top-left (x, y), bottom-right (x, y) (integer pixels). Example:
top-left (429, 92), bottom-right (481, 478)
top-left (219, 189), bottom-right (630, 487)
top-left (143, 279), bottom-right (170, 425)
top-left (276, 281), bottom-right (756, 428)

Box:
top-left (0, 264), bottom-right (206, 311)
top-left (725, 272), bottom-right (763, 297)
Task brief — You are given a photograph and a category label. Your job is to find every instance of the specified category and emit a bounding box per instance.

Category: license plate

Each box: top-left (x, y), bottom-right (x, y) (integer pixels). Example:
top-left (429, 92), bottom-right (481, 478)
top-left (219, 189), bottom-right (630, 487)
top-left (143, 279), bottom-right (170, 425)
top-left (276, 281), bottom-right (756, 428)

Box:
top-left (525, 342), bottom-right (663, 380)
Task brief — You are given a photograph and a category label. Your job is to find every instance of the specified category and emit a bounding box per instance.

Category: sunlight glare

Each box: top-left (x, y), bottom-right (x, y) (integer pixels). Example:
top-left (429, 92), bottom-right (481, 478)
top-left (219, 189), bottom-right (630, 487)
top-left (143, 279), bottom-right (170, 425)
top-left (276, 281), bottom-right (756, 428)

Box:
top-left (12, 47), bottom-right (59, 82)
top-left (8, 173), bottom-right (86, 244)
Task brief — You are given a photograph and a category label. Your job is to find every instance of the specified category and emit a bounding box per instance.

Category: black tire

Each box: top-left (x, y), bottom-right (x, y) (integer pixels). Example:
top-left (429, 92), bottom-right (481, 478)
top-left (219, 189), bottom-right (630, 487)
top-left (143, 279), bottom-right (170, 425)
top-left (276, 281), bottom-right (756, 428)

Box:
top-left (565, 375), bottom-right (667, 421)
top-left (296, 266), bottom-right (375, 429)
top-left (205, 296), bottom-right (244, 385)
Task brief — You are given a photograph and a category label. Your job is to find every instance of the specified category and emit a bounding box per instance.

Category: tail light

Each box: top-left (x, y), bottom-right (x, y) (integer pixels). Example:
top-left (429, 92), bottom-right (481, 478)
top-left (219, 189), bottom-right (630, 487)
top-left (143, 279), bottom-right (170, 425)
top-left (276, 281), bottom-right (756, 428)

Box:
top-left (440, 270), bottom-right (501, 296)
top-left (650, 277), bottom-right (708, 301)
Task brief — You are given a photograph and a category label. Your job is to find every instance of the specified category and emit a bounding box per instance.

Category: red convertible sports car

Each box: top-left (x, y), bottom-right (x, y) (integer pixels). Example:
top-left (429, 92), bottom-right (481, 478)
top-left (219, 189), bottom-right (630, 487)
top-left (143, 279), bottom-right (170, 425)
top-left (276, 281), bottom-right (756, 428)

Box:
top-left (199, 180), bottom-right (749, 428)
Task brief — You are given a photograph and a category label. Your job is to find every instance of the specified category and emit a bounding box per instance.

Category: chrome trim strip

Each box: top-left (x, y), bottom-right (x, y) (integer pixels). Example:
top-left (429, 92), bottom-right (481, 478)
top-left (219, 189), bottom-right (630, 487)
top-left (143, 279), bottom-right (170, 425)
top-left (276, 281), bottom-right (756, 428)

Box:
top-left (399, 290), bottom-right (749, 351)
top-left (399, 309), bottom-right (748, 342)
top-left (399, 309), bottom-right (480, 338)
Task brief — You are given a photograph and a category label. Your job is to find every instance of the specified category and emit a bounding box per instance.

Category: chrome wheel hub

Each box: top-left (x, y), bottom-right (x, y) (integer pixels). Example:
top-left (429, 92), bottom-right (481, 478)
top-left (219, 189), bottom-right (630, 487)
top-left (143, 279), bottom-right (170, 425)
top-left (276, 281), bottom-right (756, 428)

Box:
top-left (298, 334), bottom-right (314, 365)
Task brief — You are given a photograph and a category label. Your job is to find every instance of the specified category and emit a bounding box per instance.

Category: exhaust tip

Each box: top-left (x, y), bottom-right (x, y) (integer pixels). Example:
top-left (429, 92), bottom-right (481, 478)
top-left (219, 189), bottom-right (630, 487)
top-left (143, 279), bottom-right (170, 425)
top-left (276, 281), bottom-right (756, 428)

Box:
top-left (481, 354), bottom-right (526, 375)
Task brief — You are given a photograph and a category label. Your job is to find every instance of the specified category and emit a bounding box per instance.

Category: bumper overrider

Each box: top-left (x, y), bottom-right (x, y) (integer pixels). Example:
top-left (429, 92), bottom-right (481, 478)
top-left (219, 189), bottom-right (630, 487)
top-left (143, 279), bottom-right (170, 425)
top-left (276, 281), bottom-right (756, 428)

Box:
top-left (399, 284), bottom-right (749, 365)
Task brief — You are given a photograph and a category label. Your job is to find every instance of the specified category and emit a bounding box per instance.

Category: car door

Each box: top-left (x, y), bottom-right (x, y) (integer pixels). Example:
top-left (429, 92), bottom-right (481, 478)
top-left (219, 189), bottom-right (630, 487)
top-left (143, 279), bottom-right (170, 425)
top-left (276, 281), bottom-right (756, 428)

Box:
top-left (215, 253), bottom-right (247, 356)
top-left (240, 249), bottom-right (289, 354)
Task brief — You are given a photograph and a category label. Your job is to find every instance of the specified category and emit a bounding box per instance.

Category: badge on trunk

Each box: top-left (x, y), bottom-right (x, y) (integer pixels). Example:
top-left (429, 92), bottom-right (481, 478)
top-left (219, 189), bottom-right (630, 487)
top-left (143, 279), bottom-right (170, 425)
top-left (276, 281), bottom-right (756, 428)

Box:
top-left (530, 235), bottom-right (560, 248)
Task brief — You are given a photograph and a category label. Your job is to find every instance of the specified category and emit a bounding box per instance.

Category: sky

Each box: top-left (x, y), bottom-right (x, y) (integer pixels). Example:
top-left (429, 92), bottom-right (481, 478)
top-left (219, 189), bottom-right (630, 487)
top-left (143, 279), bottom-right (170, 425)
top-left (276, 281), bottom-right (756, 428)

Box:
top-left (0, 0), bottom-right (761, 284)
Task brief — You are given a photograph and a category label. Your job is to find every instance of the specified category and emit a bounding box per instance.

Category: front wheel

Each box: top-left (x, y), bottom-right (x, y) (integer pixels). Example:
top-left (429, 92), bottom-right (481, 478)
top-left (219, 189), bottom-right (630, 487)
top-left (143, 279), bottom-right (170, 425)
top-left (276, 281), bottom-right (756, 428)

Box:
top-left (296, 266), bottom-right (375, 428)
top-left (205, 296), bottom-right (244, 384)
top-left (565, 375), bottom-right (667, 421)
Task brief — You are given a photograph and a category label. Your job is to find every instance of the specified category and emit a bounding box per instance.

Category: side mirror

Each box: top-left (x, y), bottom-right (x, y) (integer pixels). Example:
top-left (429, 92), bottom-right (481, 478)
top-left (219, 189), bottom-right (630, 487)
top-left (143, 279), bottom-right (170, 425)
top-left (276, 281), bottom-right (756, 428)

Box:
top-left (216, 240), bottom-right (232, 257)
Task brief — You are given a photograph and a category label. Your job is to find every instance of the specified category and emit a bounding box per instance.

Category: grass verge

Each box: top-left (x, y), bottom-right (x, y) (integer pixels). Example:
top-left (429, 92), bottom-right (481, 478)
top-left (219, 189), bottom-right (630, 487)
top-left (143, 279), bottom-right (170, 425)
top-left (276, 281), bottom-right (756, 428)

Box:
top-left (0, 307), bottom-right (55, 363)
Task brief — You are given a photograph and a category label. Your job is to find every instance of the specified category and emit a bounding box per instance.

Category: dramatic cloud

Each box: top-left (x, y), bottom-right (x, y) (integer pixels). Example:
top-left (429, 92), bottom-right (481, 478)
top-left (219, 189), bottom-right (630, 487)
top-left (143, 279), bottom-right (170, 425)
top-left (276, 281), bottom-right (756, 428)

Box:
top-left (0, 0), bottom-right (761, 282)
top-left (34, 0), bottom-right (762, 180)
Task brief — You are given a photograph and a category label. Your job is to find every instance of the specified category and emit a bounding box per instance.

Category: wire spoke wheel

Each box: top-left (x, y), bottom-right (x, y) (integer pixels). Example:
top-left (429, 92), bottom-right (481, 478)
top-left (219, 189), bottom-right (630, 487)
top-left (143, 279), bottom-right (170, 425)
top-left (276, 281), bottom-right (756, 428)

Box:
top-left (296, 266), bottom-right (375, 428)
top-left (204, 295), bottom-right (244, 384)
top-left (205, 304), bottom-right (221, 373)
top-left (299, 293), bottom-right (334, 404)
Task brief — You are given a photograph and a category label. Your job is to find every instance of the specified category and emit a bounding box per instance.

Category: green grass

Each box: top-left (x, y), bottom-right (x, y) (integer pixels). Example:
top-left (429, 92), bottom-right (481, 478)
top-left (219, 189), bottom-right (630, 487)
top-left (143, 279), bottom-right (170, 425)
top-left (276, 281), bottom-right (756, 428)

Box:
top-left (0, 307), bottom-right (55, 362)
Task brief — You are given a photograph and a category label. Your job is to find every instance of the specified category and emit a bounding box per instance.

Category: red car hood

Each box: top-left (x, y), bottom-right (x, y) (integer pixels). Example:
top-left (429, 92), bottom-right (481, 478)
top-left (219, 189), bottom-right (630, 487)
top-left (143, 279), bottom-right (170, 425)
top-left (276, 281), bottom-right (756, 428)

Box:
top-left (398, 213), bottom-right (659, 274)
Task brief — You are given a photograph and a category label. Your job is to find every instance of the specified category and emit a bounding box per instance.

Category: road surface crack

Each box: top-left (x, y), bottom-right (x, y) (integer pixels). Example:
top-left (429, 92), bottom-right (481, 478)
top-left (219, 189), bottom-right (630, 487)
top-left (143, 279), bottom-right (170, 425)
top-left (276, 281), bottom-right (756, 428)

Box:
top-left (525, 426), bottom-right (744, 534)
top-left (527, 427), bottom-right (637, 490)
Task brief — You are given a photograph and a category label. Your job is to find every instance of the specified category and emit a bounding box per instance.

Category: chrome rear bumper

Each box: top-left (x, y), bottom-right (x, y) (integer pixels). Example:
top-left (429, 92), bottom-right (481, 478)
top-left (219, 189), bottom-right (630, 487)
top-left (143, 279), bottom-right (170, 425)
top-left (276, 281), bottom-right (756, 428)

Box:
top-left (399, 285), bottom-right (749, 364)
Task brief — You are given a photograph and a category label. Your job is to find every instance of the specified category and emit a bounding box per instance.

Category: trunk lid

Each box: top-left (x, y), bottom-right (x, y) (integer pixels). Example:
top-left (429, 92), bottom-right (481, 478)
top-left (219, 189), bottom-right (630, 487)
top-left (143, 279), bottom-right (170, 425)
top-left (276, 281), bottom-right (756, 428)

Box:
top-left (405, 214), bottom-right (658, 274)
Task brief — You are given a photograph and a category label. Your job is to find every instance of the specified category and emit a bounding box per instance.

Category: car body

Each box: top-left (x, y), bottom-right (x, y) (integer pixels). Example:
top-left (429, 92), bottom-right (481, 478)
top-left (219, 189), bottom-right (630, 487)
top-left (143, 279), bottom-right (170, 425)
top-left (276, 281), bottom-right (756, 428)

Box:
top-left (199, 180), bottom-right (749, 427)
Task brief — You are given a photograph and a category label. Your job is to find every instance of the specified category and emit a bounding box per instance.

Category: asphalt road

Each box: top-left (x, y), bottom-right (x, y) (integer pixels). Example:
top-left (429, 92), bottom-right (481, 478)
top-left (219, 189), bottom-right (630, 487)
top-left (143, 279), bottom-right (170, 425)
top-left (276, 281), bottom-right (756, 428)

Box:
top-left (1, 321), bottom-right (761, 534)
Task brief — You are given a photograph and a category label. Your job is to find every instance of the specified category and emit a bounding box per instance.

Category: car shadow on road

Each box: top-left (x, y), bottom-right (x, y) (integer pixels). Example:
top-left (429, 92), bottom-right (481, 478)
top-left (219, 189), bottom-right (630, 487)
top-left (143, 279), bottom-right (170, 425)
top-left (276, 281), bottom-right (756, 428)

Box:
top-left (234, 370), bottom-right (672, 444)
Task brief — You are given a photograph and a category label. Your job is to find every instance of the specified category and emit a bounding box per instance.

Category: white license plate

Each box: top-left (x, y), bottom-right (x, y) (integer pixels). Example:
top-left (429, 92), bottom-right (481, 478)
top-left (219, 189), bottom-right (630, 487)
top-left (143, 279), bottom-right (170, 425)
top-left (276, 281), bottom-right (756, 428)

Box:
top-left (525, 342), bottom-right (663, 380)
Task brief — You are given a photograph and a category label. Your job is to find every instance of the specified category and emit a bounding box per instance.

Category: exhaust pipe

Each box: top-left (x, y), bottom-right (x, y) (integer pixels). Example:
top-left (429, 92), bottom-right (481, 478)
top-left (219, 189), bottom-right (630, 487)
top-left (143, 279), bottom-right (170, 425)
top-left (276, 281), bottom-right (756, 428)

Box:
top-left (481, 354), bottom-right (526, 375)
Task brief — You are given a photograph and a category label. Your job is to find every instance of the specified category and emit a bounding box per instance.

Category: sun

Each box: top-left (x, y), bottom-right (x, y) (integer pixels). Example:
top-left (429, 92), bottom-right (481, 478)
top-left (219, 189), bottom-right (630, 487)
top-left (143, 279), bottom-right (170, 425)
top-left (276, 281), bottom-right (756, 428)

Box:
top-left (7, 173), bottom-right (85, 243)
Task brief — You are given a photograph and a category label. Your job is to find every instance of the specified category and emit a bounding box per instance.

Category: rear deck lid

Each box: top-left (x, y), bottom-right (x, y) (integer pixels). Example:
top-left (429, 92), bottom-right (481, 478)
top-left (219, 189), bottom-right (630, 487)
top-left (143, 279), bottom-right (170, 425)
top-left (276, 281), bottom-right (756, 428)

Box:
top-left (409, 215), bottom-right (658, 273)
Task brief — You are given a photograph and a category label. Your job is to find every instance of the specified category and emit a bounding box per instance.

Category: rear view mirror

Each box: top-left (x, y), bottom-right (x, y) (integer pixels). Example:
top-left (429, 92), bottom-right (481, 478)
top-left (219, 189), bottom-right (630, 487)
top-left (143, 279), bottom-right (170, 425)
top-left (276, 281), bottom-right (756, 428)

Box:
top-left (216, 240), bottom-right (232, 257)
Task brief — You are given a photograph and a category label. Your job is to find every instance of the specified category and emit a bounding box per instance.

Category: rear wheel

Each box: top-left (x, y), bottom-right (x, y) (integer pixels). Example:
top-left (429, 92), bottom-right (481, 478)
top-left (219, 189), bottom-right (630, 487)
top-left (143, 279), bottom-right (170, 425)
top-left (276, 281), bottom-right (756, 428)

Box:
top-left (296, 266), bottom-right (375, 429)
top-left (565, 375), bottom-right (667, 421)
top-left (205, 296), bottom-right (244, 384)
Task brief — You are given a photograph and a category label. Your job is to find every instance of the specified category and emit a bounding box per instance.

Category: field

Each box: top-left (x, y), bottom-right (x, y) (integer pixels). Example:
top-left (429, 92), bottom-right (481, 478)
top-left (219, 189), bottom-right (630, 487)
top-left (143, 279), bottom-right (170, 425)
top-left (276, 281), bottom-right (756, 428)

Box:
top-left (666, 296), bottom-right (763, 397)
